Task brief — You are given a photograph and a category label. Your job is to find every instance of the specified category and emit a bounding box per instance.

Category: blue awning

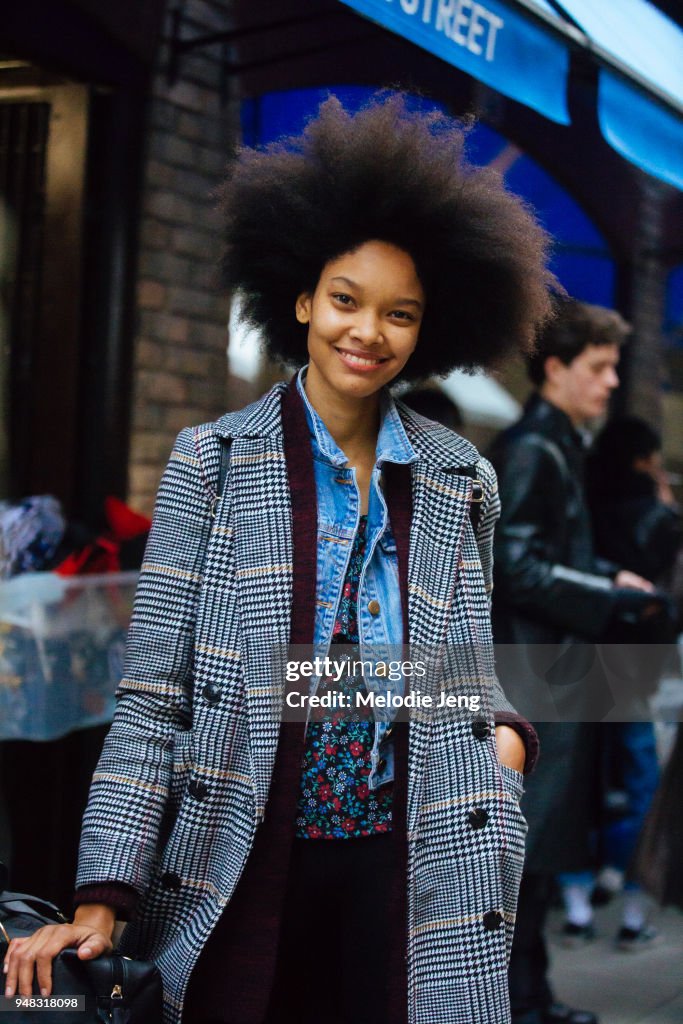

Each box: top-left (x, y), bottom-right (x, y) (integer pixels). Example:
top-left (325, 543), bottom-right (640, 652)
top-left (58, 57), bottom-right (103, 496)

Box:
top-left (336, 0), bottom-right (571, 125)
top-left (556, 0), bottom-right (683, 190)
top-left (338, 0), bottom-right (683, 191)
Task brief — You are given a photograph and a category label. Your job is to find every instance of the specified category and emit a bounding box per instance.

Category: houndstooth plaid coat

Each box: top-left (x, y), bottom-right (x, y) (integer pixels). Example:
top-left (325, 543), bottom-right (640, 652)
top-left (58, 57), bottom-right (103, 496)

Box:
top-left (76, 381), bottom-right (527, 1024)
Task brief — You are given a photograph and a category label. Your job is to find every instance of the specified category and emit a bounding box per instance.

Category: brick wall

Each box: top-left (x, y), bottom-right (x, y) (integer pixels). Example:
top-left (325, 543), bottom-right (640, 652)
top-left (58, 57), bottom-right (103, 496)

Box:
top-left (619, 176), bottom-right (667, 431)
top-left (128, 0), bottom-right (255, 514)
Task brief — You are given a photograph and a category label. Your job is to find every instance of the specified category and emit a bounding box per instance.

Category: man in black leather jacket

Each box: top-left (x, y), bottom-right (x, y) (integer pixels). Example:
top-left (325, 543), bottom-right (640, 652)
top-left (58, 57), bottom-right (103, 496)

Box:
top-left (490, 300), bottom-right (660, 1024)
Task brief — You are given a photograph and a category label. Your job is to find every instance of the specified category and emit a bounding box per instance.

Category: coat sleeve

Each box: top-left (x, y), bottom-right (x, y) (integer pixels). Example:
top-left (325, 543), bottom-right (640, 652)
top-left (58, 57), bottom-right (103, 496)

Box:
top-left (492, 435), bottom-right (617, 640)
top-left (76, 427), bottom-right (215, 894)
top-left (475, 457), bottom-right (539, 773)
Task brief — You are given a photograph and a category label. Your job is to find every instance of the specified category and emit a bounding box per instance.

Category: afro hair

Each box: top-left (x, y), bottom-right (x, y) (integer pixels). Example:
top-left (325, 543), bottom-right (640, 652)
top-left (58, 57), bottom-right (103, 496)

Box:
top-left (218, 92), bottom-right (556, 381)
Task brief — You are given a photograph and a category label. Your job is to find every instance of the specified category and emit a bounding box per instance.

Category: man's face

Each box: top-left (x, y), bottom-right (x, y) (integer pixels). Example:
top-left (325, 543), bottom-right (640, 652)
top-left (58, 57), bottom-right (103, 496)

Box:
top-left (545, 343), bottom-right (620, 425)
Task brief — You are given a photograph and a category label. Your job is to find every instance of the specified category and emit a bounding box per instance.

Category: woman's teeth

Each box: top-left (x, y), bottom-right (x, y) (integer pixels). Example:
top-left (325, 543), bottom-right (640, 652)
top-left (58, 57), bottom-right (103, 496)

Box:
top-left (338, 350), bottom-right (384, 367)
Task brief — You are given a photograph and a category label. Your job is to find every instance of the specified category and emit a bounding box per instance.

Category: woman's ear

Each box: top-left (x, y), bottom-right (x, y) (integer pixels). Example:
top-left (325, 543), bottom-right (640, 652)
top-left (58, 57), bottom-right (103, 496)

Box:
top-left (295, 292), bottom-right (311, 324)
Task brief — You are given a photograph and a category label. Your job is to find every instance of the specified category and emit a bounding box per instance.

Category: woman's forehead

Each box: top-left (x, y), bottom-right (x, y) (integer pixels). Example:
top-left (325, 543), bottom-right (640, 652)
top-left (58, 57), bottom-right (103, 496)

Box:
top-left (318, 240), bottom-right (423, 293)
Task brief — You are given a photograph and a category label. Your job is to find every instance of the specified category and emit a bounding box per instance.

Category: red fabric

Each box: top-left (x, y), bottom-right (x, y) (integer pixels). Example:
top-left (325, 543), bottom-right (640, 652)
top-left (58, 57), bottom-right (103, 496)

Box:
top-left (104, 496), bottom-right (151, 541)
top-left (55, 498), bottom-right (150, 576)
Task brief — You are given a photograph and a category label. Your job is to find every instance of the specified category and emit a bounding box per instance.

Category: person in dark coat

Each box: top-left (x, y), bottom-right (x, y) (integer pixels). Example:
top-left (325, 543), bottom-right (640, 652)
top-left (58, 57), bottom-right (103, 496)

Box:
top-left (489, 300), bottom-right (665, 1024)
top-left (586, 415), bottom-right (682, 589)
top-left (581, 416), bottom-right (681, 946)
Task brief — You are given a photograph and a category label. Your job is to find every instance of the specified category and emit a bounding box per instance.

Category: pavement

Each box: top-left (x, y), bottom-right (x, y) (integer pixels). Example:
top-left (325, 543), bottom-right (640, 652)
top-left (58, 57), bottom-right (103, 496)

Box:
top-left (547, 897), bottom-right (683, 1023)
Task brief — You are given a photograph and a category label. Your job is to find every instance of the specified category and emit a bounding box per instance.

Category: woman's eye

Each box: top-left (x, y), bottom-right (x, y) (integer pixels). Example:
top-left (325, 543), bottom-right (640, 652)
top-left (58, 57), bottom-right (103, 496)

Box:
top-left (390, 310), bottom-right (415, 322)
top-left (332, 293), bottom-right (354, 306)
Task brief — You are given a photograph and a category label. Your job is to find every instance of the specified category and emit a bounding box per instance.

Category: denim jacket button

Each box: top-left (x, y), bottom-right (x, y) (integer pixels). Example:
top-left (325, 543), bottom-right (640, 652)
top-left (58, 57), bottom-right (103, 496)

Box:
top-left (377, 757), bottom-right (387, 772)
top-left (368, 600), bottom-right (381, 616)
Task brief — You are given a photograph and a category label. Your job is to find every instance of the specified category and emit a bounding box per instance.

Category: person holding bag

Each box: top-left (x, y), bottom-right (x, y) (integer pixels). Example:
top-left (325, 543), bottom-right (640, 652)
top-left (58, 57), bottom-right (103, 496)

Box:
top-left (4, 93), bottom-right (552, 1024)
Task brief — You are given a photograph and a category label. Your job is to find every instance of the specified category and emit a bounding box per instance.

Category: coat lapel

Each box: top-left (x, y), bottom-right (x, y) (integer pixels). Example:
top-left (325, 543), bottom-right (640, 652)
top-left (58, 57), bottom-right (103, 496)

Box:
top-left (215, 385), bottom-right (293, 818)
top-left (396, 400), bottom-right (482, 835)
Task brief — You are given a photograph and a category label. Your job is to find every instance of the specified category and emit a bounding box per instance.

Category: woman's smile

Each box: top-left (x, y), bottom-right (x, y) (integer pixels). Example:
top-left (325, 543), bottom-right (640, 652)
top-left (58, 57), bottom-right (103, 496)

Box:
top-left (333, 346), bottom-right (390, 371)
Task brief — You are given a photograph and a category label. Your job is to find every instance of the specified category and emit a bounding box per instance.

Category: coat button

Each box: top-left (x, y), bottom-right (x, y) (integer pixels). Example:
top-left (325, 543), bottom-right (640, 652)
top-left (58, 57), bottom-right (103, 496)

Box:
top-left (189, 778), bottom-right (208, 801)
top-left (202, 683), bottom-right (220, 705)
top-left (160, 872), bottom-right (181, 892)
top-left (468, 807), bottom-right (489, 829)
top-left (368, 599), bottom-right (381, 616)
top-left (472, 718), bottom-right (490, 739)
top-left (483, 910), bottom-right (503, 931)
top-left (384, 724), bottom-right (394, 738)
top-left (377, 758), bottom-right (387, 772)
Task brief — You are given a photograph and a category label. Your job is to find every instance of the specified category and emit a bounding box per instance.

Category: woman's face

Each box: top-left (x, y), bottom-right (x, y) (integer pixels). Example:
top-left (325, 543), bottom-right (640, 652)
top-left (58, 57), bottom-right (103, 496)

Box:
top-left (296, 240), bottom-right (425, 405)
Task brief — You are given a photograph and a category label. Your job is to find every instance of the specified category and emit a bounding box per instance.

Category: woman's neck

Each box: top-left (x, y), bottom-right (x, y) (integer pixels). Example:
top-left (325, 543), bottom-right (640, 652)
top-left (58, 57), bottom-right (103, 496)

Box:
top-left (303, 367), bottom-right (380, 461)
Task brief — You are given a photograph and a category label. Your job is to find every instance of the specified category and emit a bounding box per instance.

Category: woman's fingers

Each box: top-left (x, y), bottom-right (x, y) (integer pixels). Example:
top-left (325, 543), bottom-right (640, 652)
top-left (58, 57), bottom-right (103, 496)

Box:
top-left (5, 930), bottom-right (57, 997)
top-left (3, 924), bottom-right (111, 998)
top-left (34, 937), bottom-right (59, 998)
top-left (4, 937), bottom-right (27, 996)
top-left (75, 929), bottom-right (111, 959)
top-left (4, 934), bottom-right (42, 997)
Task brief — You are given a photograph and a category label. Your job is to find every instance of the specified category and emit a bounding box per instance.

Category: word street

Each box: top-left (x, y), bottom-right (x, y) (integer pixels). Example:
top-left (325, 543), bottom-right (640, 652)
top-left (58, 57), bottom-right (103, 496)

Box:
top-left (385, 0), bottom-right (504, 62)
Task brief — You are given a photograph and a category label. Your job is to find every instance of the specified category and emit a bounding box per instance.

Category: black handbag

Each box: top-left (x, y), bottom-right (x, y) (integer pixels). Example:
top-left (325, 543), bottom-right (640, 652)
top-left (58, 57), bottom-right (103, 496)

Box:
top-left (0, 875), bottom-right (163, 1023)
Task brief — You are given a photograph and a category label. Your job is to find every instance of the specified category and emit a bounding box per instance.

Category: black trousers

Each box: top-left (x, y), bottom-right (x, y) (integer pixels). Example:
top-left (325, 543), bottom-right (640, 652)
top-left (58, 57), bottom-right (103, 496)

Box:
top-left (190, 834), bottom-right (395, 1024)
top-left (508, 872), bottom-right (555, 1018)
top-left (264, 834), bottom-right (394, 1024)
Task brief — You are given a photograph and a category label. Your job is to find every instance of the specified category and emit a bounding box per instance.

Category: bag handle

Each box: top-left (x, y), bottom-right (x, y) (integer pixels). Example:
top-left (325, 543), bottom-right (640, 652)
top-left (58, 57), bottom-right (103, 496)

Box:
top-left (212, 439), bottom-right (231, 518)
top-left (456, 464), bottom-right (485, 533)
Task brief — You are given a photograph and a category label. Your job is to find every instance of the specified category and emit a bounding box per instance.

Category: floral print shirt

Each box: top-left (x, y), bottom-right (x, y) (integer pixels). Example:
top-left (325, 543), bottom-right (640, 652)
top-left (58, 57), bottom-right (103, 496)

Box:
top-left (295, 515), bottom-right (393, 839)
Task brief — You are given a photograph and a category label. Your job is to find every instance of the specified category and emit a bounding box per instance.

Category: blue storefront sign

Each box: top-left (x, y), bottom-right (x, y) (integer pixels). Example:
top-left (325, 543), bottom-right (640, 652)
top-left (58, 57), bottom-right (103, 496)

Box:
top-left (557, 0), bottom-right (683, 191)
top-left (338, 0), bottom-right (571, 124)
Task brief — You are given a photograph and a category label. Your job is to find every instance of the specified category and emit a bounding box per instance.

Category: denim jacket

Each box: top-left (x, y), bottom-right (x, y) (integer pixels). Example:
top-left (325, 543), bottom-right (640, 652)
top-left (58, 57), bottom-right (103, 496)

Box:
top-left (296, 367), bottom-right (417, 790)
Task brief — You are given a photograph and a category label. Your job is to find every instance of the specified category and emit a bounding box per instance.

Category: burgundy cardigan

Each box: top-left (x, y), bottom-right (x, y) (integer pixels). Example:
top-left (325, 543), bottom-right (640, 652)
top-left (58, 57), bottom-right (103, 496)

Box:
top-left (75, 380), bottom-right (538, 1022)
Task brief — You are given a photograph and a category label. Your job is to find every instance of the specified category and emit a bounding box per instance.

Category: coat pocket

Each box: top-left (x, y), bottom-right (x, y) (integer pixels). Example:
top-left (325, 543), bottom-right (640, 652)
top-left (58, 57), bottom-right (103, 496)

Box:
top-left (498, 762), bottom-right (524, 801)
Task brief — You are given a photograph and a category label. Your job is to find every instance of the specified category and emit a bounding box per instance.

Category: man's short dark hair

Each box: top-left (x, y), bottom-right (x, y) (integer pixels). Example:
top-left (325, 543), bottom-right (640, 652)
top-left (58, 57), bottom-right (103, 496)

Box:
top-left (219, 92), bottom-right (556, 382)
top-left (526, 298), bottom-right (631, 387)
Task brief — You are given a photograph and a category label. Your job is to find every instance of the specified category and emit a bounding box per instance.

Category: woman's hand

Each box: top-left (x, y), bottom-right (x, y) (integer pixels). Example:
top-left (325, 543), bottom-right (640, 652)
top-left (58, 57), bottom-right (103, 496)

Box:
top-left (3, 904), bottom-right (115, 998)
top-left (495, 724), bottom-right (526, 774)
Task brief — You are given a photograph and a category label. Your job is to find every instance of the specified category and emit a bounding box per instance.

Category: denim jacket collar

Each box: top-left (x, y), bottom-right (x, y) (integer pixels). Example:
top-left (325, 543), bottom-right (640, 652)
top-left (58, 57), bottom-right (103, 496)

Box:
top-left (213, 373), bottom-right (481, 471)
top-left (294, 365), bottom-right (417, 468)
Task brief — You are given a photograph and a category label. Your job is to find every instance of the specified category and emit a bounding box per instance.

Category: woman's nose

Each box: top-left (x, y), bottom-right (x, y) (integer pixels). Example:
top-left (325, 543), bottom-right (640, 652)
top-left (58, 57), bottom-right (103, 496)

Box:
top-left (349, 310), bottom-right (383, 345)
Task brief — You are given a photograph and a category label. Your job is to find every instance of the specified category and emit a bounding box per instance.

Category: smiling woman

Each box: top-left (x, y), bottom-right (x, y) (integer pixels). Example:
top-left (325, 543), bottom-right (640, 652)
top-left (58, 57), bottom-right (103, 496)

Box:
top-left (4, 93), bottom-right (553, 1024)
